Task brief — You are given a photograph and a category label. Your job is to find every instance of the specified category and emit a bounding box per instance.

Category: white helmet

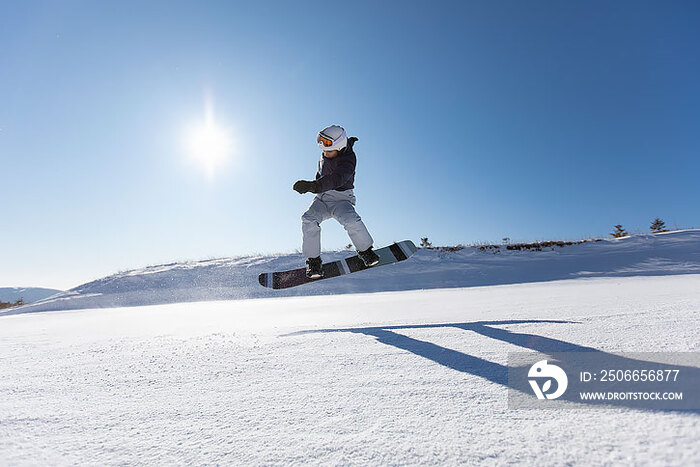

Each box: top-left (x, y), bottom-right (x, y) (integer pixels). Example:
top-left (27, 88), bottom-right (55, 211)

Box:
top-left (317, 125), bottom-right (347, 151)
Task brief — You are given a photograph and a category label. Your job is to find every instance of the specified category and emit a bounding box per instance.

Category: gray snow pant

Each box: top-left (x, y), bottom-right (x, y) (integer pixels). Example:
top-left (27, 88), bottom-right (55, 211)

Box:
top-left (302, 189), bottom-right (374, 259)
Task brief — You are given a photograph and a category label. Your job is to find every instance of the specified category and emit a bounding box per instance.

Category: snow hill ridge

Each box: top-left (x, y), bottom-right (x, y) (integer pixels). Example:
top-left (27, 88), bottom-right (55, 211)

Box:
top-left (0, 287), bottom-right (63, 304)
top-left (6, 229), bottom-right (700, 315)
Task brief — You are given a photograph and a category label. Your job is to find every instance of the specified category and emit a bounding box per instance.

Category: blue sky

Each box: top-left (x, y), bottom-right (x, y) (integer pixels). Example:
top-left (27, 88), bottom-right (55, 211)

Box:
top-left (2, 0), bottom-right (699, 289)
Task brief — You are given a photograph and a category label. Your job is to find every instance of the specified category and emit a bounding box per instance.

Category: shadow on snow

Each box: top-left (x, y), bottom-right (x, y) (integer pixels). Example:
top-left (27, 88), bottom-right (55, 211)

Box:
top-left (285, 320), bottom-right (699, 414)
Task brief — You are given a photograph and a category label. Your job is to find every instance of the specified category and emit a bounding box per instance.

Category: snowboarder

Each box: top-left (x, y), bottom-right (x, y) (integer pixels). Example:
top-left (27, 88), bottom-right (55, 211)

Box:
top-left (293, 125), bottom-right (380, 279)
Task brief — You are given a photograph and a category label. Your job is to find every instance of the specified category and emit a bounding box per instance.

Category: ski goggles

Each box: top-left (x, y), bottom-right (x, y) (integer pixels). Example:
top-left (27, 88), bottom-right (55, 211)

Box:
top-left (317, 132), bottom-right (334, 147)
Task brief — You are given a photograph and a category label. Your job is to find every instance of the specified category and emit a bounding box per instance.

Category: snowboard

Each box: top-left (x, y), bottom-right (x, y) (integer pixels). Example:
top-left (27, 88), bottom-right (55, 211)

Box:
top-left (258, 240), bottom-right (417, 289)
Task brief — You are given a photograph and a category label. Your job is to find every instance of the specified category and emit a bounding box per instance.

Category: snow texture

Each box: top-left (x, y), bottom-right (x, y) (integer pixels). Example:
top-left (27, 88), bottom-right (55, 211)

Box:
top-left (0, 230), bottom-right (698, 465)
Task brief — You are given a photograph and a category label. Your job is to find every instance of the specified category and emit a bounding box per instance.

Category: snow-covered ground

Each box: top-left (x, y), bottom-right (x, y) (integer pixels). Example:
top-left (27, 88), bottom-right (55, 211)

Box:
top-left (7, 229), bottom-right (700, 314)
top-left (0, 287), bottom-right (62, 304)
top-left (1, 231), bottom-right (699, 465)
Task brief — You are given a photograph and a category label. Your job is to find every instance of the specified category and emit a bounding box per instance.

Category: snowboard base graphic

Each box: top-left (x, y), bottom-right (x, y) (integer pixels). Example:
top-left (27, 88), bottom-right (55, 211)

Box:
top-left (258, 240), bottom-right (417, 289)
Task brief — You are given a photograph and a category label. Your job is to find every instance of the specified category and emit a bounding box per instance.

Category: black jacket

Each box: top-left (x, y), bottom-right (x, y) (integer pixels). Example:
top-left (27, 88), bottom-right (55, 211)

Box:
top-left (314, 137), bottom-right (358, 192)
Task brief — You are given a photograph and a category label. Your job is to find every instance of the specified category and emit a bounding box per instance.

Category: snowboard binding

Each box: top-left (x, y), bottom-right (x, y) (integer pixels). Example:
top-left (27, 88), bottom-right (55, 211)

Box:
top-left (305, 256), bottom-right (323, 279)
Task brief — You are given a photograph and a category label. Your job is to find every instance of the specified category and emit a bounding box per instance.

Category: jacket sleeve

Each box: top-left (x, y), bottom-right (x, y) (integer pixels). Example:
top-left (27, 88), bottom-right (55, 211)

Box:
top-left (315, 157), bottom-right (322, 181)
top-left (315, 154), bottom-right (356, 193)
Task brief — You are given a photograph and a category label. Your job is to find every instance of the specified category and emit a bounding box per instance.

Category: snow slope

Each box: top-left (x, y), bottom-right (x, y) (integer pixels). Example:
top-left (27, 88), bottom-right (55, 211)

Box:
top-left (0, 287), bottom-right (62, 304)
top-left (7, 229), bottom-right (700, 315)
top-left (0, 275), bottom-right (698, 465)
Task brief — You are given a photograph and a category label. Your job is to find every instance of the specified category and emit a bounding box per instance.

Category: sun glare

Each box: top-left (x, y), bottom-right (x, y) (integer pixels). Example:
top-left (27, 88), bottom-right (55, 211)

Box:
top-left (186, 98), bottom-right (233, 177)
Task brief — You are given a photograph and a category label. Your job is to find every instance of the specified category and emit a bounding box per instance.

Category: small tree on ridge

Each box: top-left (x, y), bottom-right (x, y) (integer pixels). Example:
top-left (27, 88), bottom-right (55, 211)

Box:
top-left (650, 217), bottom-right (668, 233)
top-left (611, 224), bottom-right (628, 238)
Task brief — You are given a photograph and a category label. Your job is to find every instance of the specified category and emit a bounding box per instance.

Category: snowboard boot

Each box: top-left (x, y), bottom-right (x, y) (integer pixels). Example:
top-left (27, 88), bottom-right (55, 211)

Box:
top-left (305, 256), bottom-right (323, 279)
top-left (358, 247), bottom-right (380, 267)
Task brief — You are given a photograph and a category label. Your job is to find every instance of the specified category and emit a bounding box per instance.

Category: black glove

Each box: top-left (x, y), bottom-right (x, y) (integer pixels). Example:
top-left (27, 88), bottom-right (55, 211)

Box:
top-left (293, 180), bottom-right (319, 194)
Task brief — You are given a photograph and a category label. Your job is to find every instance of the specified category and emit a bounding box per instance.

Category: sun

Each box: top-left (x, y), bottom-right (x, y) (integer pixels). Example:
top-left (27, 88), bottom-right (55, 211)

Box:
top-left (186, 99), bottom-right (233, 177)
